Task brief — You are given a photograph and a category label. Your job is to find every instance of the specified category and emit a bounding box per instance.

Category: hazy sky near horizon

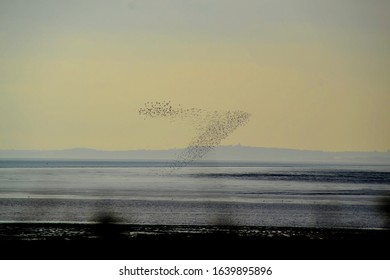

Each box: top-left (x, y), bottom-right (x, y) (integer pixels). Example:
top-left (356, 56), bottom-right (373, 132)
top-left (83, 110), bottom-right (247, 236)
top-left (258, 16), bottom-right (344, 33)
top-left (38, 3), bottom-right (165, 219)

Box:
top-left (1, 0), bottom-right (389, 152)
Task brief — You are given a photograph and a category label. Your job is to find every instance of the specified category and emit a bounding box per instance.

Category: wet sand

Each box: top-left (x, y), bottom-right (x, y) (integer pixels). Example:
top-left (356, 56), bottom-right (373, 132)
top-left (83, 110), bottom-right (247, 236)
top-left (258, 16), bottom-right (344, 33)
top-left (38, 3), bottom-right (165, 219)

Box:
top-left (1, 223), bottom-right (389, 259)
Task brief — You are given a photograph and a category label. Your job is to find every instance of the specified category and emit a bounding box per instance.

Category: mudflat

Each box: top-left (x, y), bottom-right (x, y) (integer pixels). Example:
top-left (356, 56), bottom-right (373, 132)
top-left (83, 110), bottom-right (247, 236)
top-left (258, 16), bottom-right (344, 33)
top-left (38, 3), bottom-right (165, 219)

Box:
top-left (1, 223), bottom-right (388, 260)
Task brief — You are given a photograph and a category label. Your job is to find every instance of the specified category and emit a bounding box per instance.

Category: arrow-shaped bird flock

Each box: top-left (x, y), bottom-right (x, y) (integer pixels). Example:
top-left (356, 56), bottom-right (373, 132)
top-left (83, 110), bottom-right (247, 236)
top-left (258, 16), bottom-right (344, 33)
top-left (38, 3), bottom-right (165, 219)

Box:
top-left (139, 101), bottom-right (250, 169)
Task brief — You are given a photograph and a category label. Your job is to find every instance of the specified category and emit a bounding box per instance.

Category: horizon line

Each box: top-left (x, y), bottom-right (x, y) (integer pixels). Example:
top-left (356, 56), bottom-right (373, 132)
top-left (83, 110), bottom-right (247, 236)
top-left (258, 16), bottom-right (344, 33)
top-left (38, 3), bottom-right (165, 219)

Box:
top-left (1, 145), bottom-right (389, 154)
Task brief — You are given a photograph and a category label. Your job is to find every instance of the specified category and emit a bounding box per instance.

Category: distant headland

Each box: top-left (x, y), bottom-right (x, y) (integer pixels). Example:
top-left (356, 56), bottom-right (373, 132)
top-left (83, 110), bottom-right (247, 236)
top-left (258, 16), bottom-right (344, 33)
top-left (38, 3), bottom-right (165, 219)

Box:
top-left (1, 146), bottom-right (389, 164)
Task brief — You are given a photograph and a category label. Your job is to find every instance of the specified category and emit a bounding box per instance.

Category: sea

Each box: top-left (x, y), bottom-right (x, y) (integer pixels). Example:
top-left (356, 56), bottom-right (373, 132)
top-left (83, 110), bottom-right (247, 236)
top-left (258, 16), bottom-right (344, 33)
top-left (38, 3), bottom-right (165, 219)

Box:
top-left (0, 160), bottom-right (389, 229)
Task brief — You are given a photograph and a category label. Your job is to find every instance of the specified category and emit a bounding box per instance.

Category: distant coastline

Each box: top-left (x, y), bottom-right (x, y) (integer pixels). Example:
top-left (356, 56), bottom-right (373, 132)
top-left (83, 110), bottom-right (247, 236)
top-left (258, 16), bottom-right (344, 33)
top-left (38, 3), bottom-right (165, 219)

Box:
top-left (1, 146), bottom-right (389, 164)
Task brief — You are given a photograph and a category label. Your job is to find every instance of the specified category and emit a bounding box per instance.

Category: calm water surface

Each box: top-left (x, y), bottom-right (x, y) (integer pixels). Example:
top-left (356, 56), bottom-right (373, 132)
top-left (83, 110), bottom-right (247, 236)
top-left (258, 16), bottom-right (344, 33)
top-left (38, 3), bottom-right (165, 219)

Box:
top-left (0, 160), bottom-right (389, 229)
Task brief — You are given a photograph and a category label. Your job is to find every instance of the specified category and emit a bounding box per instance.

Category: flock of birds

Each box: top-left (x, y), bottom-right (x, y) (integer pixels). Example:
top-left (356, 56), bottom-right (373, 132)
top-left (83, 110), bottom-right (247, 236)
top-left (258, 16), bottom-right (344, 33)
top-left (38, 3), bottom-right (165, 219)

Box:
top-left (139, 101), bottom-right (250, 169)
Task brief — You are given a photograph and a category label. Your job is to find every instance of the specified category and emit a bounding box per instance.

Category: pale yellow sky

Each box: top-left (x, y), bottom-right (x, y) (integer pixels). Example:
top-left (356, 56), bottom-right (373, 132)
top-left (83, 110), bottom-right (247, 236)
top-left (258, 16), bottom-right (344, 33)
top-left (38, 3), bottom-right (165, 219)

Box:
top-left (1, 1), bottom-right (389, 152)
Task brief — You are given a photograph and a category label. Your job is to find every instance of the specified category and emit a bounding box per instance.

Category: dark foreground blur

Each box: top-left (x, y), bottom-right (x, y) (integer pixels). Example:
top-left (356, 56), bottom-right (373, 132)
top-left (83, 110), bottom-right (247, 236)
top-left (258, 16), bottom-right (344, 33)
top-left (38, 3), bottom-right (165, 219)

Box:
top-left (0, 221), bottom-right (389, 260)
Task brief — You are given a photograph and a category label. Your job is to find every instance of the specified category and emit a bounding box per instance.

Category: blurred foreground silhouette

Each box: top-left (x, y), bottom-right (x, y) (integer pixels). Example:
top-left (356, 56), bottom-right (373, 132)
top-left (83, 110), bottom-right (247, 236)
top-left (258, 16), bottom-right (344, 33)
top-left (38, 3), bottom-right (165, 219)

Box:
top-left (93, 212), bottom-right (127, 240)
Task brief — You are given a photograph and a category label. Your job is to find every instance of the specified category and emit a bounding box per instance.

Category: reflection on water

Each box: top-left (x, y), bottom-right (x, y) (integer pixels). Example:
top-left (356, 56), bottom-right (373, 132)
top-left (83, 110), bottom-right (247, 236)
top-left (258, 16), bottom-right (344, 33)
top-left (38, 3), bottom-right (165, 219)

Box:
top-left (0, 161), bottom-right (389, 229)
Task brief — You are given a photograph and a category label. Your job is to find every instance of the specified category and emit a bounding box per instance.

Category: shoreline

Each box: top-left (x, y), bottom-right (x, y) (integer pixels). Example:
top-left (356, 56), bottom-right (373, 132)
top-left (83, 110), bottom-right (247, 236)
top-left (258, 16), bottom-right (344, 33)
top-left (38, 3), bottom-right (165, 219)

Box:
top-left (1, 223), bottom-right (389, 260)
top-left (1, 222), bottom-right (389, 241)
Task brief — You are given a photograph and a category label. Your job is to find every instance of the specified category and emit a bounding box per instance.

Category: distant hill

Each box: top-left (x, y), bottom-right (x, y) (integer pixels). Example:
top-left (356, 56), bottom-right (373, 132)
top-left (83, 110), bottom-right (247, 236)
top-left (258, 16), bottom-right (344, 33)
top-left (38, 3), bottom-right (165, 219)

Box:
top-left (1, 146), bottom-right (389, 164)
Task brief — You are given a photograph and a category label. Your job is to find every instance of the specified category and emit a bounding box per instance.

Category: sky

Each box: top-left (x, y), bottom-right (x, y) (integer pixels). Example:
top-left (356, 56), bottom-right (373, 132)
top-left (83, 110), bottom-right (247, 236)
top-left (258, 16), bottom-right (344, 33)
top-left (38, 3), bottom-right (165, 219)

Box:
top-left (1, 0), bottom-right (389, 152)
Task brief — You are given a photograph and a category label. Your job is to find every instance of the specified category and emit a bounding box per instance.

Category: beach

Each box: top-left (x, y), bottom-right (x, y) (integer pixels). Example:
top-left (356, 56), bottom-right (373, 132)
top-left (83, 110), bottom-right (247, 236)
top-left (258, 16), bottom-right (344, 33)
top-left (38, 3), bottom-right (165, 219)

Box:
top-left (1, 160), bottom-right (389, 259)
top-left (1, 222), bottom-right (389, 260)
